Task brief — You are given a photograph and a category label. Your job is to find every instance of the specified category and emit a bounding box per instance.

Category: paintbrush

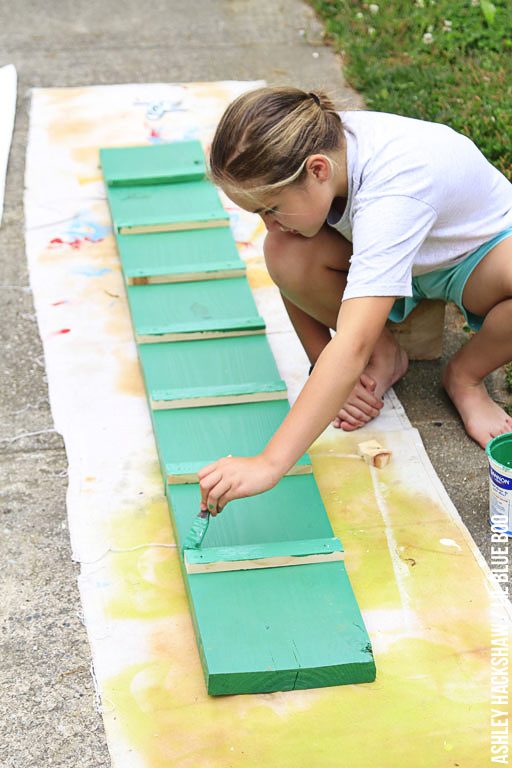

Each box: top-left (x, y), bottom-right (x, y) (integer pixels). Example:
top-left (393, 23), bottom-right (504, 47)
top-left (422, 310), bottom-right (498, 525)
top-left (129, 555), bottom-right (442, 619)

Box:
top-left (183, 509), bottom-right (210, 551)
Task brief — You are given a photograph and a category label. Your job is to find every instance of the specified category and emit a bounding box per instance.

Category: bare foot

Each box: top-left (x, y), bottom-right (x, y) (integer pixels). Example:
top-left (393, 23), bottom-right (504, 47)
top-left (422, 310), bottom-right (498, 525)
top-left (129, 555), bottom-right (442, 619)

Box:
top-left (443, 361), bottom-right (512, 448)
top-left (333, 341), bottom-right (409, 431)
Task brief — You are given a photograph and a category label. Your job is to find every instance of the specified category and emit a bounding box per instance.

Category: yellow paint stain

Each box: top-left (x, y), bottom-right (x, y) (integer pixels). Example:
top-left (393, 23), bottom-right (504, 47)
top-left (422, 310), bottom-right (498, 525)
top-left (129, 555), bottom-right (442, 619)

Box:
top-left (114, 346), bottom-right (145, 398)
top-left (106, 493), bottom-right (174, 551)
top-left (102, 633), bottom-right (490, 768)
top-left (71, 146), bottom-right (102, 185)
top-left (102, 544), bottom-right (185, 621)
top-left (100, 493), bottom-right (183, 620)
top-left (99, 446), bottom-right (502, 766)
top-left (47, 115), bottom-right (99, 148)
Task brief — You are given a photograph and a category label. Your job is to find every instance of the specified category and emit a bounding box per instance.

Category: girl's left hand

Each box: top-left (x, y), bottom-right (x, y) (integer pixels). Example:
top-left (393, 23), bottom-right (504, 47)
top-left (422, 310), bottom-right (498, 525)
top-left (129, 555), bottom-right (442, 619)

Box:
top-left (197, 455), bottom-right (280, 516)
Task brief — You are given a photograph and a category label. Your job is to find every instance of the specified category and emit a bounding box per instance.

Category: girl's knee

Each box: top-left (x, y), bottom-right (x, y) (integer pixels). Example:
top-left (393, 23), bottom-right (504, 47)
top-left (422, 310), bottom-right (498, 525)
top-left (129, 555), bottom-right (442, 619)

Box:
top-left (263, 231), bottom-right (310, 289)
top-left (263, 225), bottom-right (351, 292)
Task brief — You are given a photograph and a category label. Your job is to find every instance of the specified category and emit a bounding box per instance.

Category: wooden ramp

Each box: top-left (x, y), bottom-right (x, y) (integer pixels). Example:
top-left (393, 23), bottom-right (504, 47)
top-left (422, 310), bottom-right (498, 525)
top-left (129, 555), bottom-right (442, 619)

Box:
top-left (100, 140), bottom-right (376, 695)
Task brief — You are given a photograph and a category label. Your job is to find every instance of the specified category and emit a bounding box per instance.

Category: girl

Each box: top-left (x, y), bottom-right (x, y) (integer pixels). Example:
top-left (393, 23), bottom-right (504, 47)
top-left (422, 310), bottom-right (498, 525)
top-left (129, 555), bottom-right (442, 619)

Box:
top-left (198, 86), bottom-right (512, 516)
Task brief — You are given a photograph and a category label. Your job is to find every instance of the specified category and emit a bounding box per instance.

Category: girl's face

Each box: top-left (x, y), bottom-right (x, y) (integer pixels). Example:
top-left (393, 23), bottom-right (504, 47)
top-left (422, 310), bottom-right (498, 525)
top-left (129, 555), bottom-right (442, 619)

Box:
top-left (227, 154), bottom-right (342, 238)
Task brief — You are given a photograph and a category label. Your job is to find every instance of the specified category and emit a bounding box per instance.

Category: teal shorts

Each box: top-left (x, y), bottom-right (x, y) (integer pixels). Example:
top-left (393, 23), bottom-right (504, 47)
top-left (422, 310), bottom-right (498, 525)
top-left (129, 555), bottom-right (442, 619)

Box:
top-left (389, 226), bottom-right (512, 331)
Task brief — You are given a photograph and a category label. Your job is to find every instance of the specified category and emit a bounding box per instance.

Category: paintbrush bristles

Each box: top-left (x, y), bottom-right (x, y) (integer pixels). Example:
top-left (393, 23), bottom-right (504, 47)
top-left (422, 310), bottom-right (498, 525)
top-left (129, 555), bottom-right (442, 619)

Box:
top-left (183, 512), bottom-right (210, 550)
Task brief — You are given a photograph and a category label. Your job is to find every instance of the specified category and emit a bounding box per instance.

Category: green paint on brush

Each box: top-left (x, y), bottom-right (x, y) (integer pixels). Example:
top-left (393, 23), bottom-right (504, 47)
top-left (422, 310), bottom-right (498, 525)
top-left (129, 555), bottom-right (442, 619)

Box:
top-left (183, 511), bottom-right (210, 551)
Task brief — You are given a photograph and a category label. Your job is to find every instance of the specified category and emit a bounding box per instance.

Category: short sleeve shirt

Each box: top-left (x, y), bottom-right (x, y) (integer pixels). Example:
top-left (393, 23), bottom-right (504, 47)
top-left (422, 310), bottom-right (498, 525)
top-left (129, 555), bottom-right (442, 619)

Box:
top-left (327, 111), bottom-right (512, 300)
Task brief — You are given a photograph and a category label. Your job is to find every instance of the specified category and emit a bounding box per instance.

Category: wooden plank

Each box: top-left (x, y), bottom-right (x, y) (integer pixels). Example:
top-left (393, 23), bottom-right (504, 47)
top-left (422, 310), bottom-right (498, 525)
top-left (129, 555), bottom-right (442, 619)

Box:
top-left (184, 537), bottom-right (344, 574)
top-left (128, 270), bottom-right (247, 286)
top-left (185, 551), bottom-right (344, 574)
top-left (116, 228), bottom-right (245, 285)
top-left (100, 141), bottom-right (376, 696)
top-left (167, 475), bottom-right (334, 548)
top-left (190, 563), bottom-right (375, 695)
top-left (137, 328), bottom-right (266, 344)
top-left (151, 400), bottom-right (312, 483)
top-left (100, 140), bottom-right (206, 186)
top-left (127, 278), bottom-right (265, 340)
top-left (120, 219), bottom-right (229, 235)
top-left (185, 537), bottom-right (344, 563)
top-left (138, 336), bottom-right (287, 408)
top-left (149, 392), bottom-right (288, 411)
top-left (107, 179), bottom-right (229, 234)
top-left (167, 479), bottom-right (375, 695)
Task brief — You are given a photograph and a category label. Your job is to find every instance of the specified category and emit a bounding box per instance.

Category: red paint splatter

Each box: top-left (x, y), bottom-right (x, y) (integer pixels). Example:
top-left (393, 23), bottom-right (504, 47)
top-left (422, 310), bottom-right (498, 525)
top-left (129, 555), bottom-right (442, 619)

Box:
top-left (150, 128), bottom-right (160, 138)
top-left (52, 328), bottom-right (71, 336)
top-left (51, 300), bottom-right (67, 306)
top-left (48, 236), bottom-right (104, 250)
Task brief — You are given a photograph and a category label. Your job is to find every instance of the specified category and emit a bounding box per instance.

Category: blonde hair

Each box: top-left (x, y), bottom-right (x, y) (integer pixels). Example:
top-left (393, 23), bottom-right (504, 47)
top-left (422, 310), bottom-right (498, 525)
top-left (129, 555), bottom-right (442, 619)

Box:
top-left (209, 86), bottom-right (344, 204)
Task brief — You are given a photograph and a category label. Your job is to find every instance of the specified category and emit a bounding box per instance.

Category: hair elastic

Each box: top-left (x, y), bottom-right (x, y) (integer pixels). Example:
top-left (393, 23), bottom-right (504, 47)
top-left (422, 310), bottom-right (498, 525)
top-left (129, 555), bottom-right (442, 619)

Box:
top-left (308, 92), bottom-right (321, 106)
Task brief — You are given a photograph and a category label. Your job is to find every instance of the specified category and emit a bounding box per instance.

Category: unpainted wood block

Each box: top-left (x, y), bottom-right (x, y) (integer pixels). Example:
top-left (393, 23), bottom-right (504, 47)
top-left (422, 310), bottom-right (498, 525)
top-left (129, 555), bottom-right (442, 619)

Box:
top-left (100, 140), bottom-right (206, 186)
top-left (386, 299), bottom-right (445, 360)
top-left (357, 439), bottom-right (392, 469)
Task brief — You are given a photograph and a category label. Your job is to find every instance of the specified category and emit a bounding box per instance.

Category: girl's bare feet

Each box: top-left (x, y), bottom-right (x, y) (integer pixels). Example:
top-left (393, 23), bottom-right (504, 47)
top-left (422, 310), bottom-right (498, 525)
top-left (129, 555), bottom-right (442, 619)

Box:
top-left (333, 337), bottom-right (409, 430)
top-left (442, 359), bottom-right (512, 448)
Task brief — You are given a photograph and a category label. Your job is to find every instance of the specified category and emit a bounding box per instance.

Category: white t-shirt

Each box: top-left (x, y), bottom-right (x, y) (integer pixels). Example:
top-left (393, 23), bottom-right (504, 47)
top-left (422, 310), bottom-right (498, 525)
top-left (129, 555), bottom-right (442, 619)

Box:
top-left (327, 110), bottom-right (512, 300)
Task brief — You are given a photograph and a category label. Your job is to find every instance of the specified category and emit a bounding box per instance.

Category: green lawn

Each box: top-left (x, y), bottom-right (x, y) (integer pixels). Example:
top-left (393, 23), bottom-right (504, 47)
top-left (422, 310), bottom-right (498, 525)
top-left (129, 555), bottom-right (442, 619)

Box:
top-left (311, 0), bottom-right (512, 177)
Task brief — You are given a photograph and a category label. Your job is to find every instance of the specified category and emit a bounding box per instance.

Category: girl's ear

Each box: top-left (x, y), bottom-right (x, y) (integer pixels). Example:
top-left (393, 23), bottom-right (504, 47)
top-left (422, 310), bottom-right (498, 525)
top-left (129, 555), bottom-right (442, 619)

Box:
top-left (305, 154), bottom-right (332, 182)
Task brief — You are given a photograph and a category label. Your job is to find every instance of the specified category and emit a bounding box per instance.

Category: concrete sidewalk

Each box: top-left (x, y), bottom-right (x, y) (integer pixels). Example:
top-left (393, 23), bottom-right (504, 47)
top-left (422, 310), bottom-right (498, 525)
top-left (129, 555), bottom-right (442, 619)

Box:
top-left (0, 1), bottom-right (507, 765)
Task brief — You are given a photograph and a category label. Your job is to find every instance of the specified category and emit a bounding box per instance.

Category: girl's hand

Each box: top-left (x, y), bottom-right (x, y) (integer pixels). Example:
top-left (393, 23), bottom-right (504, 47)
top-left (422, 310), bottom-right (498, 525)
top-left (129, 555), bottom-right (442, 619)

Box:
top-left (197, 455), bottom-right (281, 516)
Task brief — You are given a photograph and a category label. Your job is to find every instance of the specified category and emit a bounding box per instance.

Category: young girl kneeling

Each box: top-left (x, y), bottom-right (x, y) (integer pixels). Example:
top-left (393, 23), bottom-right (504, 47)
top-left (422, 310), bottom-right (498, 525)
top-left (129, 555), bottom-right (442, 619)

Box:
top-left (199, 86), bottom-right (512, 515)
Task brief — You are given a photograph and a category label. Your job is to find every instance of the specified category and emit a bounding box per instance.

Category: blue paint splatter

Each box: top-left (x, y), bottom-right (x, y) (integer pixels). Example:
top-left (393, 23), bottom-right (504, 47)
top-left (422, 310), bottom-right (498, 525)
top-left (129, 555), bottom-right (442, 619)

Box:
top-left (63, 212), bottom-right (111, 242)
top-left (72, 266), bottom-right (111, 277)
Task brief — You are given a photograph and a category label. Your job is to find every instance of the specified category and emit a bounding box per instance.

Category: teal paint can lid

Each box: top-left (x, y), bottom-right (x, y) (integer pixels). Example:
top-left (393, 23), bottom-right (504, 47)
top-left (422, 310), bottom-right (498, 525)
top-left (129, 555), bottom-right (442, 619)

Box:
top-left (486, 431), bottom-right (512, 536)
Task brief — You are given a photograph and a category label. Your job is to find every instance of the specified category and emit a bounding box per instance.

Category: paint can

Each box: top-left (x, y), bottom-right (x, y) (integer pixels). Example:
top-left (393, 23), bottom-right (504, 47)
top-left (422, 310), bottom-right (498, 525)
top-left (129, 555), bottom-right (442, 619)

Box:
top-left (486, 432), bottom-right (512, 536)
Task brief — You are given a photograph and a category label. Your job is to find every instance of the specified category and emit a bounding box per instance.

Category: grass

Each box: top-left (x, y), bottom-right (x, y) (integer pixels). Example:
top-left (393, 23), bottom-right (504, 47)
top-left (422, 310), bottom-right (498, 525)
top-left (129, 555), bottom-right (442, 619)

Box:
top-left (311, 0), bottom-right (512, 177)
top-left (310, 1), bottom-right (512, 415)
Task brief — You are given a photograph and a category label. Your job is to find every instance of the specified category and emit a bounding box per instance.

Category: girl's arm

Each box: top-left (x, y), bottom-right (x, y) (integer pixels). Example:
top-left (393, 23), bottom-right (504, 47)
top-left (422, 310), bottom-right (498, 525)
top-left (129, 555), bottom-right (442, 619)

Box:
top-left (198, 295), bottom-right (396, 514)
top-left (280, 292), bottom-right (332, 365)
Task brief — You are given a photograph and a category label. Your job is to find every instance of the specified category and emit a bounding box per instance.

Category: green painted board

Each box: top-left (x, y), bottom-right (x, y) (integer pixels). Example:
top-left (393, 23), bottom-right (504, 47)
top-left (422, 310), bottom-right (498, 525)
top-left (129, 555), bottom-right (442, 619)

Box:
top-left (190, 563), bottom-right (375, 695)
top-left (167, 480), bottom-right (375, 694)
top-left (139, 335), bottom-right (286, 407)
top-left (107, 179), bottom-right (229, 234)
top-left (100, 142), bottom-right (376, 697)
top-left (116, 228), bottom-right (245, 284)
top-left (151, 400), bottom-right (311, 482)
top-left (167, 476), bottom-right (335, 548)
top-left (100, 140), bottom-right (206, 186)
top-left (127, 278), bottom-right (265, 340)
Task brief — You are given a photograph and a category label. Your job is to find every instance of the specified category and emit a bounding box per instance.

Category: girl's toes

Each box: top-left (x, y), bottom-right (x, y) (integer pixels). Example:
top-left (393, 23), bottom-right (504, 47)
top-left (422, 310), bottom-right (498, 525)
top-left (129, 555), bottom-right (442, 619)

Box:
top-left (339, 419), bottom-right (364, 432)
top-left (360, 373), bottom-right (377, 391)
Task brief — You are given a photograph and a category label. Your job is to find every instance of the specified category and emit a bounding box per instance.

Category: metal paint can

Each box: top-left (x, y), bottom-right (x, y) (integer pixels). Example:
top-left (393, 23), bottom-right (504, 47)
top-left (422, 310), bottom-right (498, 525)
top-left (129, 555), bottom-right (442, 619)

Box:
top-left (486, 432), bottom-right (512, 536)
